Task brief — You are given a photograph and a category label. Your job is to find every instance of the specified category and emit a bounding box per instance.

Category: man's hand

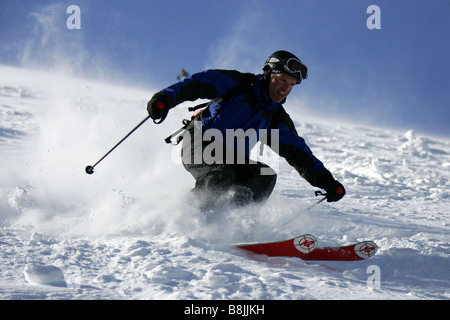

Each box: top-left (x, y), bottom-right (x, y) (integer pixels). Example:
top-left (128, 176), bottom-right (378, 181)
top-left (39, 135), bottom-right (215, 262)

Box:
top-left (147, 93), bottom-right (171, 123)
top-left (325, 180), bottom-right (346, 202)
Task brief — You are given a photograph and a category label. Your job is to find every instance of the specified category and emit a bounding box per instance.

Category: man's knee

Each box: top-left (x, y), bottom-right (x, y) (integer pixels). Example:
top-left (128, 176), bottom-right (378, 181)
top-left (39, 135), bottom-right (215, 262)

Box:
top-left (203, 165), bottom-right (235, 192)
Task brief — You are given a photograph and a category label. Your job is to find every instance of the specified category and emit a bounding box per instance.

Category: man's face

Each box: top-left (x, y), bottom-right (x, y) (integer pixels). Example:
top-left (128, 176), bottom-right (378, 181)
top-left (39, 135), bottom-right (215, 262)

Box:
top-left (267, 73), bottom-right (297, 103)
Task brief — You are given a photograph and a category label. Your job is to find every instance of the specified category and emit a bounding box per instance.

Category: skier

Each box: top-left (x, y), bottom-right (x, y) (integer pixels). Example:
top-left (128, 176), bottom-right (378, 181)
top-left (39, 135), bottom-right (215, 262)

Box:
top-left (176, 69), bottom-right (189, 81)
top-left (147, 50), bottom-right (345, 209)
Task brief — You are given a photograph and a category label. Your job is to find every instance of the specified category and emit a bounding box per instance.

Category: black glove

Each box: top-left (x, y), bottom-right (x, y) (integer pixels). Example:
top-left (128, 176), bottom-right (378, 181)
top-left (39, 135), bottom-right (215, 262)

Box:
top-left (324, 180), bottom-right (346, 202)
top-left (147, 93), bottom-right (171, 123)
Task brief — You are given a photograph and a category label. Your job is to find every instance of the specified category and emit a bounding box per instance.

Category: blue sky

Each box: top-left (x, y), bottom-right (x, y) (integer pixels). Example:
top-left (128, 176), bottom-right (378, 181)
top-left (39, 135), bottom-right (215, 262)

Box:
top-left (1, 0), bottom-right (449, 137)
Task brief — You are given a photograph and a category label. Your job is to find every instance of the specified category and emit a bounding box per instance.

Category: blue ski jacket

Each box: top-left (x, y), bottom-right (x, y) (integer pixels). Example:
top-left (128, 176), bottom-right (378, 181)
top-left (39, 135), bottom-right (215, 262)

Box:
top-left (157, 69), bottom-right (336, 189)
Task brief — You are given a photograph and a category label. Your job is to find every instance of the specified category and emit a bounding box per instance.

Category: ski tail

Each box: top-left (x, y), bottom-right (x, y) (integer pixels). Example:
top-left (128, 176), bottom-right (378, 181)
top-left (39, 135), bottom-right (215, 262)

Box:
top-left (235, 234), bottom-right (317, 257)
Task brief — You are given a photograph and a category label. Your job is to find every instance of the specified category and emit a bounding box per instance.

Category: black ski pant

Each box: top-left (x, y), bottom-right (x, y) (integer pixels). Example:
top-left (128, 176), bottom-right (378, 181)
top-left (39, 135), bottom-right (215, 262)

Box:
top-left (183, 161), bottom-right (277, 207)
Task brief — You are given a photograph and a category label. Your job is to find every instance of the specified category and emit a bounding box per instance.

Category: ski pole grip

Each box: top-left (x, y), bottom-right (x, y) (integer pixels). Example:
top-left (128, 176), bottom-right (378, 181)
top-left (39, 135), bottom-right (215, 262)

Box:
top-left (315, 190), bottom-right (327, 197)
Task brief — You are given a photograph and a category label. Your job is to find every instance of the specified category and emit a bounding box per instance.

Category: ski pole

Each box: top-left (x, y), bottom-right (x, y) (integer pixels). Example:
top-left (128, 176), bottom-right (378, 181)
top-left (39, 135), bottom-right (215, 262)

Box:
top-left (304, 191), bottom-right (328, 211)
top-left (276, 191), bottom-right (328, 230)
top-left (85, 115), bottom-right (151, 175)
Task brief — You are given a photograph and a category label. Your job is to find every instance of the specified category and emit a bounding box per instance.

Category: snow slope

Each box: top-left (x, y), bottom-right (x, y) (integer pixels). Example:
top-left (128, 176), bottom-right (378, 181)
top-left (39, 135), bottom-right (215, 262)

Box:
top-left (0, 65), bottom-right (449, 300)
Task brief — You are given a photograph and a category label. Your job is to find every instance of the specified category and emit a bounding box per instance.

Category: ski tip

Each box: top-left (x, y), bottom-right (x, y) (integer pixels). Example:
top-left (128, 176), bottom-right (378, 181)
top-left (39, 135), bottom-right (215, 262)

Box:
top-left (354, 241), bottom-right (378, 259)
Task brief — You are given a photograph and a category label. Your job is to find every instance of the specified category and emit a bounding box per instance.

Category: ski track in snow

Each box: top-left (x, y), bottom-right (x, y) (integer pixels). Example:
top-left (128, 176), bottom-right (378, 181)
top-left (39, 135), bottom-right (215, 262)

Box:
top-left (0, 65), bottom-right (449, 300)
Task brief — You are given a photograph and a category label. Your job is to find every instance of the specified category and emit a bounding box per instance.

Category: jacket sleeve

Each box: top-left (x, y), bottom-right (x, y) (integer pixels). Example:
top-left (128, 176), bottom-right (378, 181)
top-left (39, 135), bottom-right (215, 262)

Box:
top-left (156, 70), bottom-right (249, 108)
top-left (270, 112), bottom-right (336, 189)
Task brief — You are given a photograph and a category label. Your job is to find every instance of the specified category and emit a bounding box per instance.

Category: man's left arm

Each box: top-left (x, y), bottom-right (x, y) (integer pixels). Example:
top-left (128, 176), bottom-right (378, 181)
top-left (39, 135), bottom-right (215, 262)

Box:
top-left (147, 69), bottom-right (247, 122)
top-left (270, 115), bottom-right (346, 202)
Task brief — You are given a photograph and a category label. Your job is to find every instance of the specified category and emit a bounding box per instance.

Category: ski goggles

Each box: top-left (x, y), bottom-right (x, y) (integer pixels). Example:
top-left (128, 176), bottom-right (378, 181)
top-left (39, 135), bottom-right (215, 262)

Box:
top-left (284, 58), bottom-right (308, 81)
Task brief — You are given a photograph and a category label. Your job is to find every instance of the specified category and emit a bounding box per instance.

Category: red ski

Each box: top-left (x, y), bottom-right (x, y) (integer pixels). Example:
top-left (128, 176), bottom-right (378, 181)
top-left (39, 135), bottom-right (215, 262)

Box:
top-left (300, 241), bottom-right (378, 261)
top-left (234, 234), bottom-right (318, 257)
top-left (236, 235), bottom-right (378, 261)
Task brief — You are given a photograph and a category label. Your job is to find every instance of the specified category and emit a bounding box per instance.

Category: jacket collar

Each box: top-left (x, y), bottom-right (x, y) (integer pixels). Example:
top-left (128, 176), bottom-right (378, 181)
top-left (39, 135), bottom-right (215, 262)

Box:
top-left (256, 74), bottom-right (286, 105)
